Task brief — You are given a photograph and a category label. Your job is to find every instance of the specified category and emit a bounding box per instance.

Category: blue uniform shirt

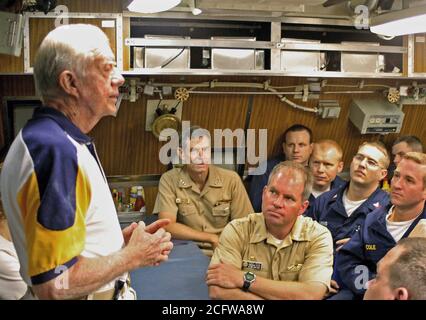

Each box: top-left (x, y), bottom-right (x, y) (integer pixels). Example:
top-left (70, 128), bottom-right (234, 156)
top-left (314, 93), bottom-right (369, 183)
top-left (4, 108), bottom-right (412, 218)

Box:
top-left (307, 175), bottom-right (346, 213)
top-left (306, 182), bottom-right (390, 291)
top-left (335, 202), bottom-right (426, 299)
top-left (306, 182), bottom-right (390, 244)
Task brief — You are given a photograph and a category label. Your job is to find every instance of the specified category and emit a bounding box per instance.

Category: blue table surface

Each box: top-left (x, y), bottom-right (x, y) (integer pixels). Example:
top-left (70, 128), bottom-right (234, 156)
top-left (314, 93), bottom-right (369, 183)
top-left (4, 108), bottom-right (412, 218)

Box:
top-left (130, 239), bottom-right (211, 300)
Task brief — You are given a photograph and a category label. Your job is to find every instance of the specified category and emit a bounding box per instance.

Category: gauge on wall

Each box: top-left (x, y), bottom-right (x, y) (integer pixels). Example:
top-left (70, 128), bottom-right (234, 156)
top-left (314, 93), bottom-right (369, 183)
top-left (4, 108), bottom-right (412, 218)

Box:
top-left (151, 113), bottom-right (181, 140)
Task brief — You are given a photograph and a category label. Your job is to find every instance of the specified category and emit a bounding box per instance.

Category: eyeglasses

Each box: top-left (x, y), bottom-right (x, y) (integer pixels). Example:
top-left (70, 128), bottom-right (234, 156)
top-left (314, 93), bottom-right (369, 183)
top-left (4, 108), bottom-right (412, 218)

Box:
top-left (353, 154), bottom-right (383, 170)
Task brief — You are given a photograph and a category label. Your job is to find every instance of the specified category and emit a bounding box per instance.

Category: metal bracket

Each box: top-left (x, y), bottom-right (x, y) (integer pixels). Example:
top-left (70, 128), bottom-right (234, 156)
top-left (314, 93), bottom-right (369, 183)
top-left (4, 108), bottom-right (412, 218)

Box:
top-left (302, 84), bottom-right (309, 102)
top-left (407, 34), bottom-right (414, 77)
top-left (7, 19), bottom-right (17, 47)
top-left (129, 79), bottom-right (137, 102)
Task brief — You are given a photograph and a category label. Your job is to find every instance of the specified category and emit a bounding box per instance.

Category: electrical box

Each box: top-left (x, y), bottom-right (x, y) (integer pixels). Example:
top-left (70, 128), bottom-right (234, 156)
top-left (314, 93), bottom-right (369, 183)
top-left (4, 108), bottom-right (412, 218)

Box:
top-left (349, 98), bottom-right (404, 134)
top-left (340, 42), bottom-right (385, 73)
top-left (318, 100), bottom-right (341, 119)
top-left (134, 35), bottom-right (190, 69)
top-left (211, 37), bottom-right (264, 70)
top-left (280, 38), bottom-right (325, 72)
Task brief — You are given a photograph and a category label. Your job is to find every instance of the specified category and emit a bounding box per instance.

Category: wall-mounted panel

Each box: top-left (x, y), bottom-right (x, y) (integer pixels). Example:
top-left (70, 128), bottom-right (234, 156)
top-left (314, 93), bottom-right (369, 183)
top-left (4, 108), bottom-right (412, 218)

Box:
top-left (1, 75), bottom-right (426, 174)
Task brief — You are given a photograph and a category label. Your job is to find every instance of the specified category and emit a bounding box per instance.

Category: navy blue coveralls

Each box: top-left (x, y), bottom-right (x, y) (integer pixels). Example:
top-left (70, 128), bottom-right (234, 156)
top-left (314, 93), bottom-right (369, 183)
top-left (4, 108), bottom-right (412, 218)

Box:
top-left (306, 182), bottom-right (390, 244)
top-left (335, 203), bottom-right (426, 299)
top-left (305, 182), bottom-right (390, 296)
top-left (306, 175), bottom-right (346, 214)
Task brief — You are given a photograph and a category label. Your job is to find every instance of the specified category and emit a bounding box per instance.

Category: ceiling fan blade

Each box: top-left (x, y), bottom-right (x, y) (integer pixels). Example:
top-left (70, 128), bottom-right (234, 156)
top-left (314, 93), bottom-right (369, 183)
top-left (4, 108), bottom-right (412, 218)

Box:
top-left (322, 0), bottom-right (348, 7)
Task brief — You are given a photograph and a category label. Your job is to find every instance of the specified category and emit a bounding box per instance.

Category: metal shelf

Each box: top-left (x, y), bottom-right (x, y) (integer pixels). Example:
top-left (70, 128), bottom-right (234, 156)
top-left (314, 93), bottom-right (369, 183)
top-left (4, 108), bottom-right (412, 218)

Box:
top-left (124, 18), bottom-right (408, 79)
top-left (126, 37), bottom-right (406, 54)
top-left (126, 38), bottom-right (274, 49)
top-left (122, 68), bottom-right (405, 79)
top-left (107, 174), bottom-right (161, 188)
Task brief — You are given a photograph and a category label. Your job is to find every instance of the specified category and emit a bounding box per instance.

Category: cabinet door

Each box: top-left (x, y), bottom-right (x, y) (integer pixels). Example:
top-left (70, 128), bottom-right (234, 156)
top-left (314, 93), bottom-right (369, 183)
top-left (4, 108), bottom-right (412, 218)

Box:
top-left (0, 53), bottom-right (24, 73)
top-left (413, 33), bottom-right (426, 73)
top-left (27, 16), bottom-right (119, 72)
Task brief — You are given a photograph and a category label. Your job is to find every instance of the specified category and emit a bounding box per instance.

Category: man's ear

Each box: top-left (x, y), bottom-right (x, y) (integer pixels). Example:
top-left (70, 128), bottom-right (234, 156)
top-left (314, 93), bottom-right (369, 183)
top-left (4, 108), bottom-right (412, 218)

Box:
top-left (177, 147), bottom-right (186, 164)
top-left (261, 185), bottom-right (269, 212)
top-left (380, 169), bottom-right (388, 181)
top-left (394, 287), bottom-right (409, 300)
top-left (337, 161), bottom-right (344, 173)
top-left (298, 199), bottom-right (309, 216)
top-left (177, 147), bottom-right (183, 158)
top-left (58, 70), bottom-right (79, 98)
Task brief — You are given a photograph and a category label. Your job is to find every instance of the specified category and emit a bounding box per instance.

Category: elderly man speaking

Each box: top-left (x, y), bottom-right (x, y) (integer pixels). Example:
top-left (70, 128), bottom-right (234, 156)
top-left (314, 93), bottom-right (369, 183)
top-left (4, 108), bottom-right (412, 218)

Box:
top-left (0, 24), bottom-right (173, 300)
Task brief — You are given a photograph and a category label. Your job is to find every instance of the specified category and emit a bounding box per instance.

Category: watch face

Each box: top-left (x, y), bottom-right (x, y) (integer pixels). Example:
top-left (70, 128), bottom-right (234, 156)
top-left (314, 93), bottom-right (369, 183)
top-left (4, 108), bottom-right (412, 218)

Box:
top-left (245, 272), bottom-right (255, 281)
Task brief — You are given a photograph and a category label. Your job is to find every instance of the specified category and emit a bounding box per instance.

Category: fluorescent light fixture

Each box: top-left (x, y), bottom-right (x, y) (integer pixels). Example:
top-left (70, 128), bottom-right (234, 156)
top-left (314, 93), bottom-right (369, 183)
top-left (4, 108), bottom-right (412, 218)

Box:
top-left (370, 5), bottom-right (426, 36)
top-left (127, 0), bottom-right (181, 13)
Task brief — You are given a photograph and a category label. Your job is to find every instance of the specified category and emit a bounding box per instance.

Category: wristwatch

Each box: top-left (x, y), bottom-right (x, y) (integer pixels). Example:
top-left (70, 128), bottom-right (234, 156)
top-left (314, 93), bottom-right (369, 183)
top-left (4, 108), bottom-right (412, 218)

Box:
top-left (242, 271), bottom-right (256, 292)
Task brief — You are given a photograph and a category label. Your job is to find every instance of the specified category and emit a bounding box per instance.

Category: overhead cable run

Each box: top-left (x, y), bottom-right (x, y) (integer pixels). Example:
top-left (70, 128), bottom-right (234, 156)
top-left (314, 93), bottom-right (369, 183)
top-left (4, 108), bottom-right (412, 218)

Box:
top-left (119, 78), bottom-right (425, 116)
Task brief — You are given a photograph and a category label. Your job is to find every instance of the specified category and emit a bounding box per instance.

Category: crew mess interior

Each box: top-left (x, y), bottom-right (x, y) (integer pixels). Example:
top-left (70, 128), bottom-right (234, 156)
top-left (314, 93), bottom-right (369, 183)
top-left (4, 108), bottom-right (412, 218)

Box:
top-left (0, 0), bottom-right (426, 300)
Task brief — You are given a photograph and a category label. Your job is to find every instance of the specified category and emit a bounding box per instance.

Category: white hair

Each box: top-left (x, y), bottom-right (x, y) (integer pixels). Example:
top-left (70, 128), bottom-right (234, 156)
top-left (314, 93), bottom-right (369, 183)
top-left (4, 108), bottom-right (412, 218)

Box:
top-left (33, 24), bottom-right (113, 103)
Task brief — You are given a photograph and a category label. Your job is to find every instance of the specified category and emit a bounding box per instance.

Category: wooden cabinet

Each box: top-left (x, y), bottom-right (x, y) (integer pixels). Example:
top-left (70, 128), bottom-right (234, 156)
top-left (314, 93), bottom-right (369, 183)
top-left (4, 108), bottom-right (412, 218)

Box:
top-left (24, 12), bottom-right (123, 72)
top-left (0, 53), bottom-right (24, 73)
top-left (0, 12), bottom-right (123, 74)
top-left (407, 33), bottom-right (426, 76)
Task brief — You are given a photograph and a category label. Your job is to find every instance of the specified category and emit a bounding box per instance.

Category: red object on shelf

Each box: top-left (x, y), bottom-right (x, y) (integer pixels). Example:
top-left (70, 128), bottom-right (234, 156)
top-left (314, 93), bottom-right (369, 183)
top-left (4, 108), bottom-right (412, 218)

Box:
top-left (134, 187), bottom-right (146, 213)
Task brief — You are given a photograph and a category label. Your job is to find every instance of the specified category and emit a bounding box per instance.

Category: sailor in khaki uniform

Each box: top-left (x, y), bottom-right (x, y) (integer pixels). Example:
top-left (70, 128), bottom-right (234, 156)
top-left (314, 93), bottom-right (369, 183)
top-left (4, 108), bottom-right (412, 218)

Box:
top-left (154, 126), bottom-right (253, 255)
top-left (206, 161), bottom-right (333, 299)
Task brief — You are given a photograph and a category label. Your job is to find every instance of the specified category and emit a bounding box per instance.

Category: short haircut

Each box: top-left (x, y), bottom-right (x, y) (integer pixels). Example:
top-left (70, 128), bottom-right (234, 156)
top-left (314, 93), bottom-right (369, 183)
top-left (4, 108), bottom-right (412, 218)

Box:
top-left (313, 139), bottom-right (343, 162)
top-left (267, 161), bottom-right (313, 201)
top-left (393, 136), bottom-right (423, 153)
top-left (402, 152), bottom-right (426, 187)
top-left (33, 24), bottom-right (112, 103)
top-left (283, 124), bottom-right (313, 144)
top-left (358, 141), bottom-right (390, 169)
top-left (179, 125), bottom-right (211, 149)
top-left (389, 237), bottom-right (426, 300)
